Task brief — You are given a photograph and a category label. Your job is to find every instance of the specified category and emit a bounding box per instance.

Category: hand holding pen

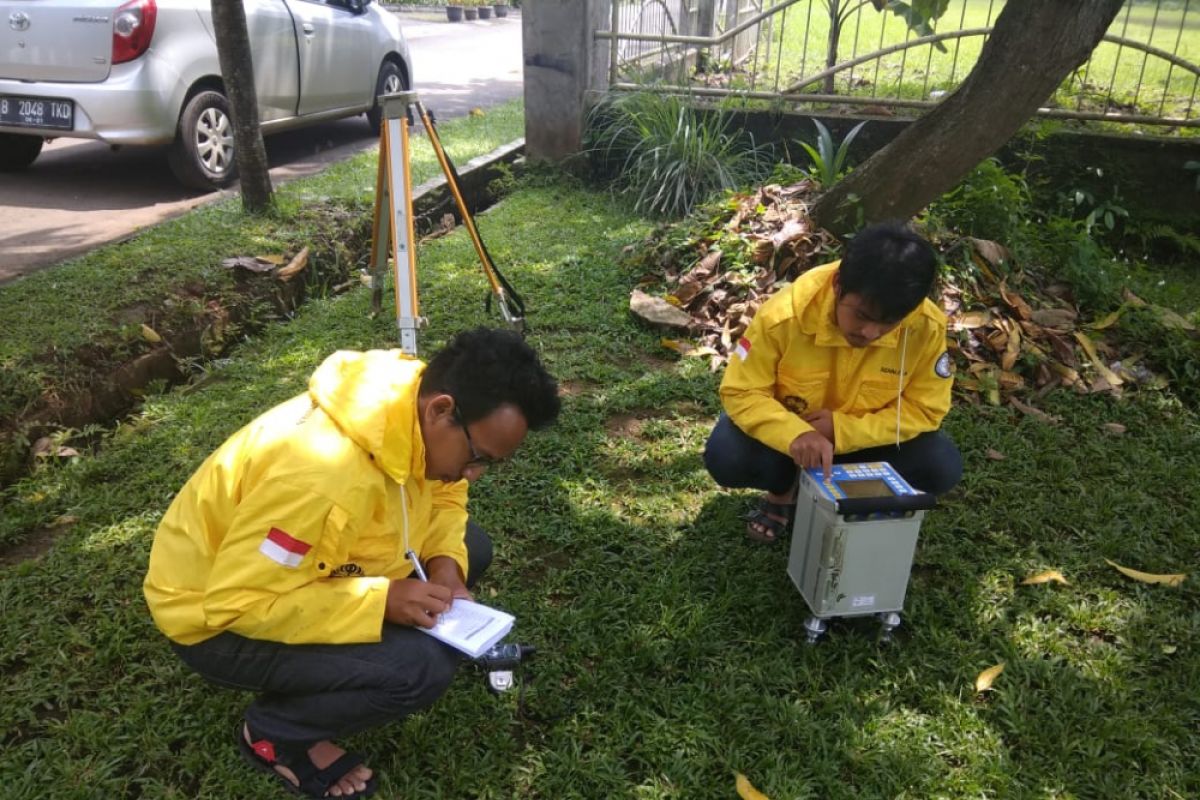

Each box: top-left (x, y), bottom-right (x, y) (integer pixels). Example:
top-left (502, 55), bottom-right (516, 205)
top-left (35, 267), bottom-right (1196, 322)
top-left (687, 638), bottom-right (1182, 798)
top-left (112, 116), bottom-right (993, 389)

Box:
top-left (383, 549), bottom-right (450, 628)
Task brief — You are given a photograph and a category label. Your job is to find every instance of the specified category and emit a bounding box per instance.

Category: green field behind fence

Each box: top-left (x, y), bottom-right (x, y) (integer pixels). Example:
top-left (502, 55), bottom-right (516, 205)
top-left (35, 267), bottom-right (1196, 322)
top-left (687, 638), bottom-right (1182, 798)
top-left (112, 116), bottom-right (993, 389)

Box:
top-left (711, 0), bottom-right (1200, 125)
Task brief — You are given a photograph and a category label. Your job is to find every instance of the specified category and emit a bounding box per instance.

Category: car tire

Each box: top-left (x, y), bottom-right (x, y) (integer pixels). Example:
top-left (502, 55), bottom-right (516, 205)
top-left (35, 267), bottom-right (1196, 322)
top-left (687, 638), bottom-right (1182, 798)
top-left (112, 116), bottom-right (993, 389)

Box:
top-left (167, 90), bottom-right (238, 190)
top-left (366, 60), bottom-right (407, 134)
top-left (0, 133), bottom-right (44, 171)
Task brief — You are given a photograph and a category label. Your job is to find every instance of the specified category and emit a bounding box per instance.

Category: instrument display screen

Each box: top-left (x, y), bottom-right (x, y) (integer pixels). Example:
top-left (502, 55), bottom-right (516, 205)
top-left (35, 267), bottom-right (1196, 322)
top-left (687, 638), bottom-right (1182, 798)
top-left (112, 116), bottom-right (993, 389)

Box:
top-left (834, 478), bottom-right (895, 499)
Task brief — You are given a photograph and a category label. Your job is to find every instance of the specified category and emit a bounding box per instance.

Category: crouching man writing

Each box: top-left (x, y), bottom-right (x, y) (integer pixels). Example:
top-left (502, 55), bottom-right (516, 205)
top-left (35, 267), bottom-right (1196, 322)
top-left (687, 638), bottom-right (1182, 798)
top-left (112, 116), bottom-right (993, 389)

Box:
top-left (704, 222), bottom-right (962, 543)
top-left (144, 328), bottom-right (559, 798)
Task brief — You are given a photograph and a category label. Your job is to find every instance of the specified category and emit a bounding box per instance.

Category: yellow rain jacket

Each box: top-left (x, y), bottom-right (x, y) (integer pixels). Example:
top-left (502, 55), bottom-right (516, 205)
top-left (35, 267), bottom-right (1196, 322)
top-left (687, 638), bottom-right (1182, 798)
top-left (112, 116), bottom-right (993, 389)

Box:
top-left (720, 262), bottom-right (952, 456)
top-left (144, 350), bottom-right (469, 646)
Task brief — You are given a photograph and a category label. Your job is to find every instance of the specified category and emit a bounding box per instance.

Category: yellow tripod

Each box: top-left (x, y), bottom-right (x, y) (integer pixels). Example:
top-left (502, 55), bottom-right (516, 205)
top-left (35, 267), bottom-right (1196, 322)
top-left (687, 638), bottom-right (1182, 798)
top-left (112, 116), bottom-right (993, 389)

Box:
top-left (368, 92), bottom-right (525, 356)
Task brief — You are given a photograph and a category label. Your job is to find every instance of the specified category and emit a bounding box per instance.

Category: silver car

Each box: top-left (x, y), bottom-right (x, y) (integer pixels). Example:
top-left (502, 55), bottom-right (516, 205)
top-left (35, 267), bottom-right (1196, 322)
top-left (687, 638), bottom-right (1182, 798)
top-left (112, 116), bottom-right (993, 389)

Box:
top-left (0, 0), bottom-right (411, 189)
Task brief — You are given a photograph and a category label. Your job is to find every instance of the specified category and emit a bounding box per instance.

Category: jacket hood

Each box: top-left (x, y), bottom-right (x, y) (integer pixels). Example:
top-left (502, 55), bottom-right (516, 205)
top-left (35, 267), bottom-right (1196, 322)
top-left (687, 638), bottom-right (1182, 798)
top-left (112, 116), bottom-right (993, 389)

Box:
top-left (307, 350), bottom-right (426, 484)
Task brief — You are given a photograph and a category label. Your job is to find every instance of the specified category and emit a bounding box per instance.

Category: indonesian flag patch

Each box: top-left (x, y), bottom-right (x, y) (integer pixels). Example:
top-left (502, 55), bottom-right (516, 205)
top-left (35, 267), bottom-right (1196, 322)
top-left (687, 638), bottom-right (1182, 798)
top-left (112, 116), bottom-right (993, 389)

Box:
top-left (734, 336), bottom-right (752, 361)
top-left (259, 527), bottom-right (312, 568)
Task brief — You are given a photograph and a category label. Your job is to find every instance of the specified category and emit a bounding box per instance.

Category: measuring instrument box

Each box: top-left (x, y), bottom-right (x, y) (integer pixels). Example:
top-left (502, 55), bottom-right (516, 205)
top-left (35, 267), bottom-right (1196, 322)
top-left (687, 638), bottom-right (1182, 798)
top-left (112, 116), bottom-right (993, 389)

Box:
top-left (785, 462), bottom-right (937, 643)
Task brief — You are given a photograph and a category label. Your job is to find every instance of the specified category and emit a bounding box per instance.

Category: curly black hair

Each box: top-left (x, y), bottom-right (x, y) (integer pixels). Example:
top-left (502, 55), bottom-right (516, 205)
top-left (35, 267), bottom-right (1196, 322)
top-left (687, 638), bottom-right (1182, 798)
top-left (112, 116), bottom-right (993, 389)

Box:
top-left (420, 327), bottom-right (560, 430)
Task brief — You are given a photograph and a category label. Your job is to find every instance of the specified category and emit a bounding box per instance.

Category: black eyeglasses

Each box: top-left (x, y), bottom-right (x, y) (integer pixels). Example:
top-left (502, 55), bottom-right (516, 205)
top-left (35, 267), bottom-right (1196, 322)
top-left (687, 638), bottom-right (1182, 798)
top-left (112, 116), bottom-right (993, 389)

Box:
top-left (452, 406), bottom-right (500, 469)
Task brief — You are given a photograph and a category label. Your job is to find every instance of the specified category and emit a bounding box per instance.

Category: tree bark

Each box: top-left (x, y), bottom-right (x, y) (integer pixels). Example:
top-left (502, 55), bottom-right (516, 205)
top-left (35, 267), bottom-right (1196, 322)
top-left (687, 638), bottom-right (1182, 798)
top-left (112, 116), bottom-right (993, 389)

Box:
top-left (210, 0), bottom-right (274, 213)
top-left (810, 0), bottom-right (1124, 237)
top-left (823, 1), bottom-right (841, 95)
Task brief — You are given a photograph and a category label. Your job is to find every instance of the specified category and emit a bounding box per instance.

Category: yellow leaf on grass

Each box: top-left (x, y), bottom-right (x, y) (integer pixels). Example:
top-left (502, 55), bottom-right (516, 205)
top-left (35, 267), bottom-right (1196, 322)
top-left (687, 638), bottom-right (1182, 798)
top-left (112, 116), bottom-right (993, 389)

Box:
top-left (1073, 331), bottom-right (1123, 386)
top-left (1104, 558), bottom-right (1187, 587)
top-left (736, 773), bottom-right (772, 800)
top-left (975, 662), bottom-right (1005, 692)
top-left (660, 338), bottom-right (717, 357)
top-left (1087, 307), bottom-right (1124, 330)
top-left (1022, 569), bottom-right (1070, 586)
top-left (141, 324), bottom-right (162, 343)
top-left (255, 254), bottom-right (287, 265)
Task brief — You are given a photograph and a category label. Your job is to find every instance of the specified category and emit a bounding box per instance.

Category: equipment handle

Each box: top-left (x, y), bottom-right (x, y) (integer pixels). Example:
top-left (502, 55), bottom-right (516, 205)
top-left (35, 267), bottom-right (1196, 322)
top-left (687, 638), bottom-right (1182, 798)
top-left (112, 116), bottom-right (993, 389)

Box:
top-left (835, 492), bottom-right (937, 516)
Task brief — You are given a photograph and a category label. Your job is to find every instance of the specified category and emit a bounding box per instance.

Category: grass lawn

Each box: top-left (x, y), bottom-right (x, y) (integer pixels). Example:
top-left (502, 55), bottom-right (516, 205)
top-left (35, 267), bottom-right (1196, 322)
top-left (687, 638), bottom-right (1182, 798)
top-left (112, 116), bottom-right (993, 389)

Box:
top-left (0, 99), bottom-right (525, 487)
top-left (657, 0), bottom-right (1200, 130)
top-left (1, 166), bottom-right (1198, 798)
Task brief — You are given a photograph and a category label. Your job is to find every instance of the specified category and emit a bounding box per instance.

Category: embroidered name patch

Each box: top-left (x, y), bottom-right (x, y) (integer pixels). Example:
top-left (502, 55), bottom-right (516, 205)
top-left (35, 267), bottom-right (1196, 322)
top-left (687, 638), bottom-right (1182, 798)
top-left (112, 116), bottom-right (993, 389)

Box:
top-left (935, 352), bottom-right (953, 379)
top-left (734, 336), bottom-right (751, 361)
top-left (259, 527), bottom-right (312, 568)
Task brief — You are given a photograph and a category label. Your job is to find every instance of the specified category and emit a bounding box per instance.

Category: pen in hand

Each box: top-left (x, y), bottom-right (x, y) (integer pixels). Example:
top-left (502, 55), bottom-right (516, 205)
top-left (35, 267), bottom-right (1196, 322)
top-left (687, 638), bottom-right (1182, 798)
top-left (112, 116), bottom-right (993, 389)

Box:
top-left (406, 548), bottom-right (428, 582)
top-left (406, 548), bottom-right (448, 624)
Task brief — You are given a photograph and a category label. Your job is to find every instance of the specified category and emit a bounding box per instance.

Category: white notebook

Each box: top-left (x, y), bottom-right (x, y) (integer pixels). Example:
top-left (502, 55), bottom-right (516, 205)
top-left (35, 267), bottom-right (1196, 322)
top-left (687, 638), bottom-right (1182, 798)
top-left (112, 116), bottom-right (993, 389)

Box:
top-left (419, 598), bottom-right (515, 658)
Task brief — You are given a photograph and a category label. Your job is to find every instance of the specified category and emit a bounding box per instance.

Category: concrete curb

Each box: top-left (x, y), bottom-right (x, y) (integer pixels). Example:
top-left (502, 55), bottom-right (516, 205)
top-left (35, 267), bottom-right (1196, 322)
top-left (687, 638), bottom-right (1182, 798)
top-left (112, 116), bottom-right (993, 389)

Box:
top-left (410, 136), bottom-right (526, 231)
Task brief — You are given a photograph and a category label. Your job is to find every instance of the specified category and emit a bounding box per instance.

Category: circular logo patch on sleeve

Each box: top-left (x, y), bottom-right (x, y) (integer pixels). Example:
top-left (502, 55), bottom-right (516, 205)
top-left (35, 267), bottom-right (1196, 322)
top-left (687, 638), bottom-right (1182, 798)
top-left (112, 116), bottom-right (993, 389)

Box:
top-left (935, 352), bottom-right (953, 379)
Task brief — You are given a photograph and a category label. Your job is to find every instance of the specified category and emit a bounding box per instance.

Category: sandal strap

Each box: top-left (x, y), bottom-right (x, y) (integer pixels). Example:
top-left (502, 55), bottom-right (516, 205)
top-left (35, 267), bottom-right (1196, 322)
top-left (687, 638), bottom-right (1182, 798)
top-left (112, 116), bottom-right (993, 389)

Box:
top-left (243, 724), bottom-right (370, 798)
top-left (758, 499), bottom-right (795, 518)
top-left (744, 506), bottom-right (788, 534)
top-left (312, 751), bottom-right (369, 788)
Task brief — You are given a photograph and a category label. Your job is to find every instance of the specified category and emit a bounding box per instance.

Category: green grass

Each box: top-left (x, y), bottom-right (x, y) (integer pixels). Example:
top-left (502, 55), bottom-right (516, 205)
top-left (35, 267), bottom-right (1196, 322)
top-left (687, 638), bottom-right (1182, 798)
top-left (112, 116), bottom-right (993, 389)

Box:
top-left (692, 0), bottom-right (1200, 133)
top-left (0, 100), bottom-right (525, 479)
top-left (2, 171), bottom-right (1199, 798)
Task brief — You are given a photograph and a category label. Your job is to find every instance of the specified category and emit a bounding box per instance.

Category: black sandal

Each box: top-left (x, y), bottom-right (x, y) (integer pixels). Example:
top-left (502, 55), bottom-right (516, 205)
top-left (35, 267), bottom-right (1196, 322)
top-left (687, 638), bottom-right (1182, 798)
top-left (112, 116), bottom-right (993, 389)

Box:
top-left (238, 723), bottom-right (378, 799)
top-left (744, 498), bottom-right (795, 543)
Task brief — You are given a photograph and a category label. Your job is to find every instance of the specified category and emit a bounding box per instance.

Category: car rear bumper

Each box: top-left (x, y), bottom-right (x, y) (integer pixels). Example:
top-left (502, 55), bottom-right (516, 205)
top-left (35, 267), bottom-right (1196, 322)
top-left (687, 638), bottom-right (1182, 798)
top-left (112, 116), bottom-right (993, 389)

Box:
top-left (0, 56), bottom-right (185, 145)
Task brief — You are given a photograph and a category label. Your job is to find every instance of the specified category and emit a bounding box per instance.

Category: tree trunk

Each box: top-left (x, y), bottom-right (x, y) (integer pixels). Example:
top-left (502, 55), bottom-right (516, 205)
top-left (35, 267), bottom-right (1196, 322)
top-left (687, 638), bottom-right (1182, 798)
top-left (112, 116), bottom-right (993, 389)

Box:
top-left (810, 0), bottom-right (1124, 237)
top-left (210, 0), bottom-right (274, 213)
top-left (823, 1), bottom-right (841, 95)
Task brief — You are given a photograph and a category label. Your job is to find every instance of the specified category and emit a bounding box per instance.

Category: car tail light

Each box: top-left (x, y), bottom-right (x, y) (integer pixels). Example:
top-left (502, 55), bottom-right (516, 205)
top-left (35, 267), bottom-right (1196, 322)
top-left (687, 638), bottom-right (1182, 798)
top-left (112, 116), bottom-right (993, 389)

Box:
top-left (112, 0), bottom-right (157, 65)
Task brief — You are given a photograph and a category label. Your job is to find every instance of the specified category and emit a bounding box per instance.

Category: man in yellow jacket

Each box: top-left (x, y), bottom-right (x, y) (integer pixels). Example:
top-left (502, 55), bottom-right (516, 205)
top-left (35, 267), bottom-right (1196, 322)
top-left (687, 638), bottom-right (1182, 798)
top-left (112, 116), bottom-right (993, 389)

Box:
top-left (144, 328), bottom-right (559, 799)
top-left (704, 222), bottom-right (962, 542)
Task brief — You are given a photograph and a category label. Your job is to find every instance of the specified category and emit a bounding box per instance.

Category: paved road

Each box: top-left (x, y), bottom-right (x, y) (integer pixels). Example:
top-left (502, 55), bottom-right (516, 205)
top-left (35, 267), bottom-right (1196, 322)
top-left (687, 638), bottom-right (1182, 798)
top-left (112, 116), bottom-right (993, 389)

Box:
top-left (0, 12), bottom-right (523, 284)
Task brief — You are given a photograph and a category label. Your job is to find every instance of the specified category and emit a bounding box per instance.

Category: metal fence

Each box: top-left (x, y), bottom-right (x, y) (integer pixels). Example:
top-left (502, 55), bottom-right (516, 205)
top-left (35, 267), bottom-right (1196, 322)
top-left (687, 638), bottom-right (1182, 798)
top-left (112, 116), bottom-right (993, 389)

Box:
top-left (598, 0), bottom-right (1200, 132)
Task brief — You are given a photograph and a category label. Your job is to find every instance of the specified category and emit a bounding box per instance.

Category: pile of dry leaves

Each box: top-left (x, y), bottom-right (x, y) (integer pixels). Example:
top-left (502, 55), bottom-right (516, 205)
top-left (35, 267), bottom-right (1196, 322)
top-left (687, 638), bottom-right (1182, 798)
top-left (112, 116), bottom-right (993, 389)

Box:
top-left (629, 182), bottom-right (1196, 422)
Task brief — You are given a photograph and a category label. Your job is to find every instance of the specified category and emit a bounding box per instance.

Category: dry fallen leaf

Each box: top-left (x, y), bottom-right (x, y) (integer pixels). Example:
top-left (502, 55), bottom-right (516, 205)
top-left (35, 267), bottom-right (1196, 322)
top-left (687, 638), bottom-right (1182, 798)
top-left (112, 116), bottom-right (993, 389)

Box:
top-left (986, 448), bottom-right (1006, 461)
top-left (1030, 307), bottom-right (1077, 330)
top-left (141, 324), bottom-right (162, 343)
top-left (50, 515), bottom-right (80, 527)
top-left (975, 662), bottom-right (1005, 692)
top-left (1073, 331), bottom-right (1124, 387)
top-left (1009, 396), bottom-right (1062, 424)
top-left (1087, 308), bottom-right (1124, 330)
top-left (660, 338), bottom-right (717, 357)
top-left (953, 309), bottom-right (993, 330)
top-left (1021, 569), bottom-right (1070, 586)
top-left (736, 773), bottom-right (772, 800)
top-left (1101, 423), bottom-right (1127, 436)
top-left (255, 254), bottom-right (287, 265)
top-left (1104, 558), bottom-right (1187, 587)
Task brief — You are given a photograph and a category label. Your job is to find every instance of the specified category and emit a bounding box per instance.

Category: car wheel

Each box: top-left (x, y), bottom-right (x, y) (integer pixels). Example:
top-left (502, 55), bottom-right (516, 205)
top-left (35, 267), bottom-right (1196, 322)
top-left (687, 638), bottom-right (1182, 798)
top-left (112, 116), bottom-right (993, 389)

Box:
top-left (167, 90), bottom-right (237, 190)
top-left (367, 61), bottom-right (406, 134)
top-left (0, 133), bottom-right (44, 171)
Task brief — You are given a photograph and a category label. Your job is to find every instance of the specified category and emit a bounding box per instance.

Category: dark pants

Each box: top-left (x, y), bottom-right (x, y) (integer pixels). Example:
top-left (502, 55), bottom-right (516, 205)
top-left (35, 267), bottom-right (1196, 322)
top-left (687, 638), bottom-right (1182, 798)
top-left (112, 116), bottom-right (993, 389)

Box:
top-left (704, 413), bottom-right (962, 496)
top-left (170, 521), bottom-right (493, 746)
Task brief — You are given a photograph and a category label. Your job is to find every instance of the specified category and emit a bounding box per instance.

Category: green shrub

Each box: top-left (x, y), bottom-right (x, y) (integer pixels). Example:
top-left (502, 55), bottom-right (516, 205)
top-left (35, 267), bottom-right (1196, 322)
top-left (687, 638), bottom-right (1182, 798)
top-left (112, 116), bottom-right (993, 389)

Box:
top-left (1116, 305), bottom-right (1200, 409)
top-left (928, 157), bottom-right (1031, 244)
top-left (794, 119), bottom-right (867, 188)
top-left (585, 91), bottom-right (772, 218)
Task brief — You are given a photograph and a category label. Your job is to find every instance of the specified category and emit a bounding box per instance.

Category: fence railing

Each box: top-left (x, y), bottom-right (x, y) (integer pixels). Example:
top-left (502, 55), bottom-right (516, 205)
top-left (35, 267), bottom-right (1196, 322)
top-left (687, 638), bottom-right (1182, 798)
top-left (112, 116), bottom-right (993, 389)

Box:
top-left (597, 0), bottom-right (1200, 132)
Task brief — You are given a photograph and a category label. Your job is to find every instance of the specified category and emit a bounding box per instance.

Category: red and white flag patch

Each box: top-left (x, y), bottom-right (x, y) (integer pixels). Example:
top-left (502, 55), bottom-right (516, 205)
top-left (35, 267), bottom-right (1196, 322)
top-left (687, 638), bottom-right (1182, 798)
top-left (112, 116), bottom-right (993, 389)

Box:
top-left (259, 527), bottom-right (311, 568)
top-left (734, 336), bottom-right (752, 361)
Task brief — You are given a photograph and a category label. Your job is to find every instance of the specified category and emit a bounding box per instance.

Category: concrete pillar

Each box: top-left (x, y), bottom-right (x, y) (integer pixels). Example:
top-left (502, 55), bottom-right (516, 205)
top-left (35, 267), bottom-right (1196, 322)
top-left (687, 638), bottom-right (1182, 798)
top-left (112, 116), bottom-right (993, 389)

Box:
top-left (522, 0), bottom-right (611, 161)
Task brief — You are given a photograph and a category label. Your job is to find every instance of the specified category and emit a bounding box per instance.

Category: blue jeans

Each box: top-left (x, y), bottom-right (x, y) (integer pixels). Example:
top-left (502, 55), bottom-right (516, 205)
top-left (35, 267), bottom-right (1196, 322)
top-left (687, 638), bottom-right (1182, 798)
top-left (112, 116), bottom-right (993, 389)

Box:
top-left (704, 413), bottom-right (962, 496)
top-left (170, 521), bottom-right (493, 745)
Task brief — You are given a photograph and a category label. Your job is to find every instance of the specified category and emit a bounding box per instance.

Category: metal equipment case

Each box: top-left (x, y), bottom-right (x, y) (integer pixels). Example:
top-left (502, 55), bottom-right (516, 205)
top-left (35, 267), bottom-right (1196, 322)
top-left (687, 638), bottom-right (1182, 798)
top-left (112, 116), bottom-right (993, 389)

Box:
top-left (786, 462), bottom-right (936, 643)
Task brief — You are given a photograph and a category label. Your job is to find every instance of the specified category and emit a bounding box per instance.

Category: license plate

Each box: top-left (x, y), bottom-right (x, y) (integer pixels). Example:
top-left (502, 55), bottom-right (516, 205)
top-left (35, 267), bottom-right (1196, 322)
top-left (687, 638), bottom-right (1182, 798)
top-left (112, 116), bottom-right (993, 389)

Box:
top-left (0, 95), bottom-right (74, 131)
